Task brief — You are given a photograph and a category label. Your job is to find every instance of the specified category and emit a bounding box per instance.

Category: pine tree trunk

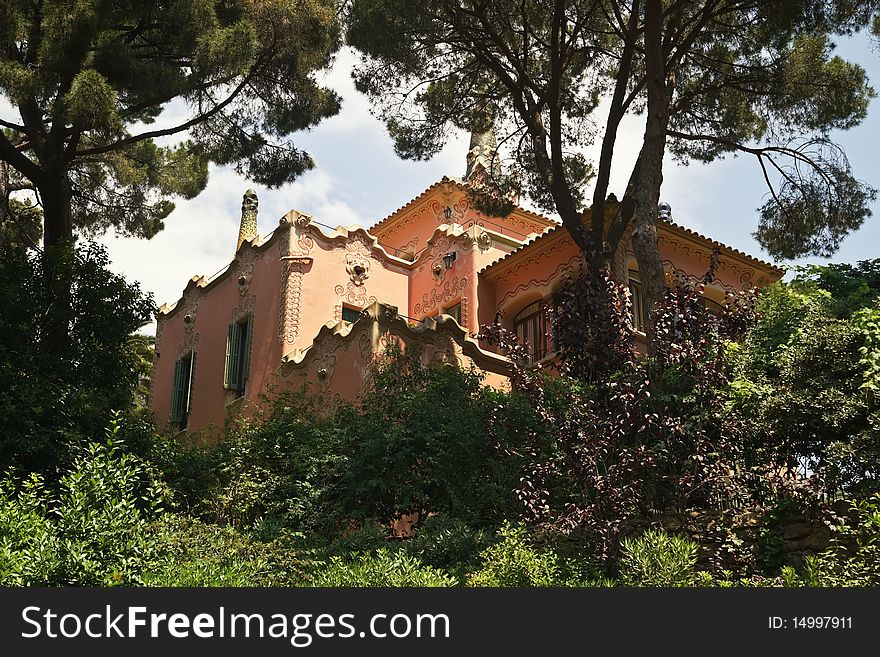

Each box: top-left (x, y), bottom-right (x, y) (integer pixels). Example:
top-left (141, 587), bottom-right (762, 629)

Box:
top-left (38, 173), bottom-right (75, 361)
top-left (0, 161), bottom-right (8, 230)
top-left (40, 173), bottom-right (74, 249)
top-left (631, 0), bottom-right (671, 354)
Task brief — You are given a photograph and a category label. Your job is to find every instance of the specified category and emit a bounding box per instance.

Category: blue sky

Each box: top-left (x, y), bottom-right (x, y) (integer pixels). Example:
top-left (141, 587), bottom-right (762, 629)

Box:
top-left (5, 33), bottom-right (878, 315)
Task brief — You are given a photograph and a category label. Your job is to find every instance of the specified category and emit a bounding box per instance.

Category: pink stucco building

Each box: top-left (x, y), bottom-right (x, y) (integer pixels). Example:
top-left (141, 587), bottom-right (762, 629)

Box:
top-left (150, 139), bottom-right (784, 437)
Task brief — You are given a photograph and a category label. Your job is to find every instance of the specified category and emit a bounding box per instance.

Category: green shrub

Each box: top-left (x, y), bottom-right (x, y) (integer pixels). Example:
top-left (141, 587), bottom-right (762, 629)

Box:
top-left (802, 495), bottom-right (880, 586)
top-left (310, 549), bottom-right (456, 587)
top-left (143, 516), bottom-right (310, 587)
top-left (0, 475), bottom-right (61, 585)
top-left (0, 422), bottom-right (167, 586)
top-left (467, 523), bottom-right (588, 587)
top-left (618, 529), bottom-right (699, 587)
top-left (327, 520), bottom-right (388, 556)
top-left (407, 514), bottom-right (492, 579)
top-left (0, 242), bottom-right (154, 475)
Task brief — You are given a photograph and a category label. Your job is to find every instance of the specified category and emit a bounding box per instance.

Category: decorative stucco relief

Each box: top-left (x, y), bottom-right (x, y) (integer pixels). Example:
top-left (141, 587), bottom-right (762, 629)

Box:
top-left (379, 202), bottom-right (432, 241)
top-left (175, 331), bottom-right (200, 359)
top-left (413, 275), bottom-right (468, 316)
top-left (473, 229), bottom-right (492, 252)
top-left (314, 352), bottom-right (337, 393)
top-left (496, 252), bottom-right (581, 308)
top-left (235, 262), bottom-right (254, 296)
top-left (155, 317), bottom-right (166, 346)
top-left (150, 319), bottom-right (166, 401)
top-left (344, 240), bottom-right (371, 286)
top-left (657, 234), bottom-right (760, 290)
top-left (492, 237), bottom-right (572, 288)
top-left (232, 294), bottom-right (256, 323)
top-left (396, 235), bottom-right (420, 259)
top-left (278, 262), bottom-right (302, 344)
top-left (278, 224), bottom-right (315, 345)
top-left (335, 282), bottom-right (378, 308)
top-left (182, 303), bottom-right (199, 334)
top-left (380, 196), bottom-right (469, 242)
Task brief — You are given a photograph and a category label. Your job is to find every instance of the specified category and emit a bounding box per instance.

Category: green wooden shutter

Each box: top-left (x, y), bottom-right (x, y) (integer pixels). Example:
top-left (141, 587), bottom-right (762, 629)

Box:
top-left (184, 352), bottom-right (195, 413)
top-left (224, 323), bottom-right (238, 389)
top-left (170, 358), bottom-right (184, 422)
top-left (240, 315), bottom-right (253, 393)
top-left (225, 323), bottom-right (241, 390)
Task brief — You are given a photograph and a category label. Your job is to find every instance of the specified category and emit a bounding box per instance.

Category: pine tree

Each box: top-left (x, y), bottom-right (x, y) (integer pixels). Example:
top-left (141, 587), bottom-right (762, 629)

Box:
top-left (346, 0), bottom-right (876, 346)
top-left (0, 0), bottom-right (342, 249)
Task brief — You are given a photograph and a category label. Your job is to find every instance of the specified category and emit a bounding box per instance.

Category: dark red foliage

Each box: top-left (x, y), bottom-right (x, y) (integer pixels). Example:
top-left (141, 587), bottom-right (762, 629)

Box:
top-left (479, 258), bottom-right (822, 560)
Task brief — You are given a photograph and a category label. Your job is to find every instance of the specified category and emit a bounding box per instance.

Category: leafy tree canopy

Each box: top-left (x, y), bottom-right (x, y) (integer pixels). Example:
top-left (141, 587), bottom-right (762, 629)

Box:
top-left (346, 1), bottom-right (876, 266)
top-left (0, 241), bottom-right (155, 474)
top-left (0, 0), bottom-right (342, 248)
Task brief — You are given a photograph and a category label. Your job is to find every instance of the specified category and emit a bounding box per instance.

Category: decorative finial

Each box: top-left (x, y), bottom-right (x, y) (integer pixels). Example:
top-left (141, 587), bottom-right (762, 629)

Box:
top-left (658, 201), bottom-right (672, 221)
top-left (237, 189), bottom-right (259, 252)
top-left (464, 111), bottom-right (502, 181)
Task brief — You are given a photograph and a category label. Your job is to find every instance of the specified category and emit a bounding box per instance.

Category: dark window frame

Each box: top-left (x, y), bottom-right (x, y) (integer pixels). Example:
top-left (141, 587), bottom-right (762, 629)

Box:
top-left (342, 305), bottom-right (363, 324)
top-left (444, 301), bottom-right (463, 325)
top-left (224, 313), bottom-right (253, 399)
top-left (514, 300), bottom-right (552, 363)
top-left (171, 351), bottom-right (195, 430)
top-left (628, 271), bottom-right (647, 333)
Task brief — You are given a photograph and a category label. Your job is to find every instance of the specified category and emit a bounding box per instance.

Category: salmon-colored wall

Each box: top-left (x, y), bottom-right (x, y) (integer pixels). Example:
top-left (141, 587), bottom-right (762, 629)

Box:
top-left (283, 223), bottom-right (410, 356)
top-left (152, 184), bottom-right (781, 439)
top-left (278, 303), bottom-right (511, 405)
top-left (151, 239), bottom-right (286, 437)
top-left (372, 181), bottom-right (550, 258)
top-left (485, 225), bottom-right (780, 333)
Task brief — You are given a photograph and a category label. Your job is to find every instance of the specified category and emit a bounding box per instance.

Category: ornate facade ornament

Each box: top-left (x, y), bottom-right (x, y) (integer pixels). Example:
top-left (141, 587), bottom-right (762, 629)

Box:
top-left (345, 252), bottom-right (370, 286)
top-left (335, 281), bottom-right (378, 308)
top-left (182, 303), bottom-right (199, 333)
top-left (237, 189), bottom-right (259, 252)
top-left (294, 211), bottom-right (312, 230)
top-left (474, 228), bottom-right (492, 251)
top-left (380, 303), bottom-right (398, 322)
top-left (232, 294), bottom-right (256, 323)
top-left (314, 352), bottom-right (337, 393)
top-left (413, 276), bottom-right (468, 316)
top-left (176, 331), bottom-right (200, 359)
top-left (236, 262), bottom-right (254, 296)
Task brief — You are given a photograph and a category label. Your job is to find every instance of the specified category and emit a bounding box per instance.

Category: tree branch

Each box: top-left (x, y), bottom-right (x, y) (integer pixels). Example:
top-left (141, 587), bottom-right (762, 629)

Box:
top-left (75, 70), bottom-right (257, 157)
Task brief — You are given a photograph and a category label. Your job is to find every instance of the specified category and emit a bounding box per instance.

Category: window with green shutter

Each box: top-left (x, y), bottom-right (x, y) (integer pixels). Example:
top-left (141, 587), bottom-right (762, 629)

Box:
top-left (341, 305), bottom-right (362, 323)
top-left (445, 302), bottom-right (462, 325)
top-left (225, 314), bottom-right (253, 398)
top-left (170, 351), bottom-right (195, 429)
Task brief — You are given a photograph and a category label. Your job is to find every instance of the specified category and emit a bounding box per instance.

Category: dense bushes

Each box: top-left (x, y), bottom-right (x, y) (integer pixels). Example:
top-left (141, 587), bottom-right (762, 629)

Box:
top-left (619, 530), bottom-right (700, 587)
top-left (0, 420), bottom-right (166, 586)
top-left (4, 243), bottom-right (880, 587)
top-left (730, 262), bottom-right (880, 496)
top-left (310, 550), bottom-right (457, 587)
top-left (167, 348), bottom-right (521, 541)
top-left (0, 242), bottom-right (154, 475)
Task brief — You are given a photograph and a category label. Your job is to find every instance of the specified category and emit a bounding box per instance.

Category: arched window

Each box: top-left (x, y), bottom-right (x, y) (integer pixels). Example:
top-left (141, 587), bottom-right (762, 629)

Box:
top-left (699, 296), bottom-right (725, 316)
top-left (514, 300), bottom-right (551, 362)
top-left (628, 271), bottom-right (647, 333)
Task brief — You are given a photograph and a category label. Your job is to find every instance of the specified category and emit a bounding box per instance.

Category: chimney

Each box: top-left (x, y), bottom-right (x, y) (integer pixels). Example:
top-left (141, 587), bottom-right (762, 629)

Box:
top-left (237, 189), bottom-right (258, 252)
top-left (464, 108), bottom-right (502, 182)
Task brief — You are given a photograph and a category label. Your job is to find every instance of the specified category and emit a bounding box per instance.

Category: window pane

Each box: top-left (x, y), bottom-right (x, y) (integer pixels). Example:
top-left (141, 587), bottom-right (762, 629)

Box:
top-left (342, 306), bottom-right (362, 323)
top-left (446, 302), bottom-right (462, 325)
top-left (629, 281), bottom-right (645, 332)
top-left (514, 301), bottom-right (549, 362)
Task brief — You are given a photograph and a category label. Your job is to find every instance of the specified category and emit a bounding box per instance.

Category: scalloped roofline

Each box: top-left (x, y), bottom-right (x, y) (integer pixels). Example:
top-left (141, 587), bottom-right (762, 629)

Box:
top-left (279, 300), bottom-right (511, 375)
top-left (369, 176), bottom-right (557, 238)
top-left (480, 214), bottom-right (785, 280)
